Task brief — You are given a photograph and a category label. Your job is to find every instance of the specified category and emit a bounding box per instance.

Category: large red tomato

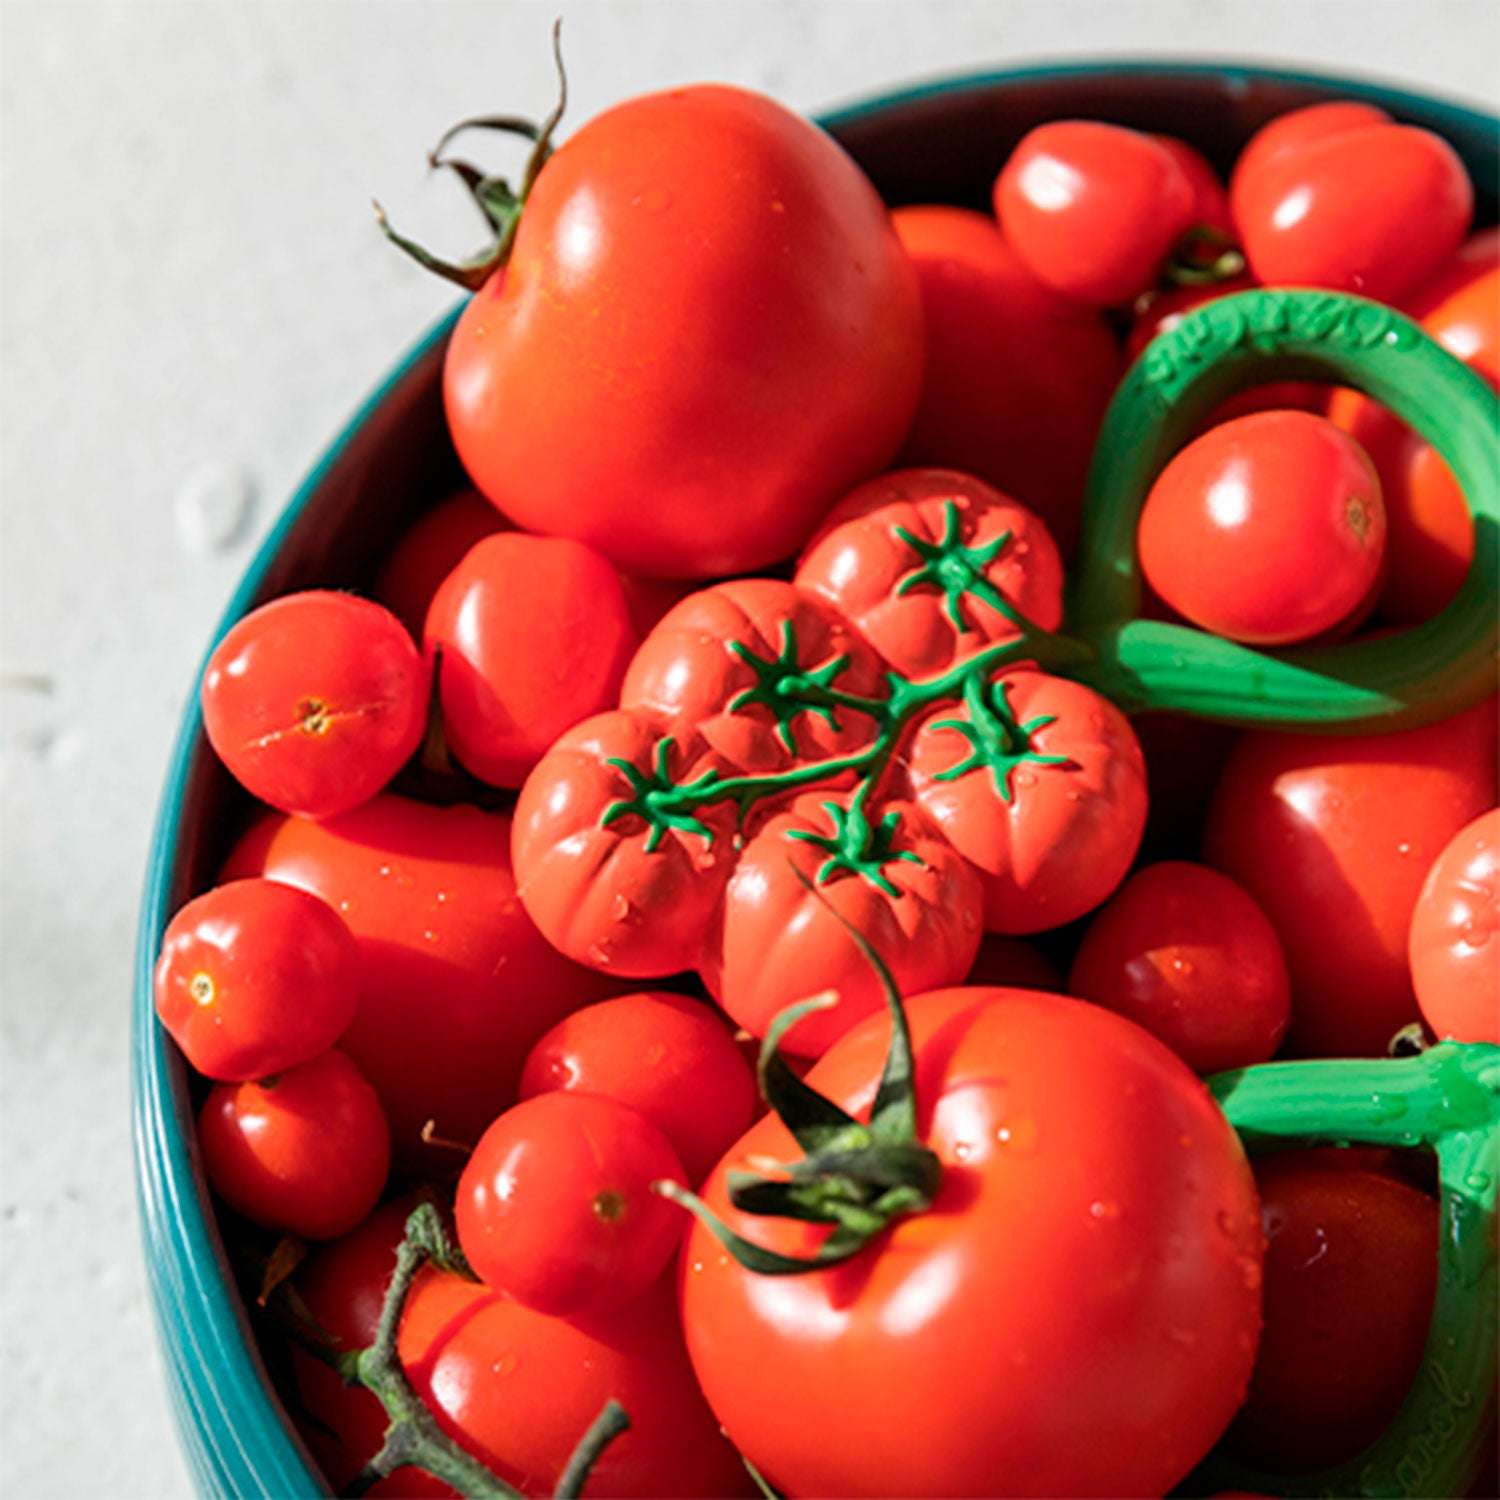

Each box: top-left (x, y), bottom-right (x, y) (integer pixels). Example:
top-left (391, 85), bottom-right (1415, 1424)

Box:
top-left (678, 987), bottom-right (1263, 1498)
top-left (444, 86), bottom-right (922, 578)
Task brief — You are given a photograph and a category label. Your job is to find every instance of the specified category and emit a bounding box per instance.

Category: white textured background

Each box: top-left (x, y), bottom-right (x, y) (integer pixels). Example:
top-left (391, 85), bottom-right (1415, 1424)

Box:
top-left (1, 2), bottom-right (1494, 1495)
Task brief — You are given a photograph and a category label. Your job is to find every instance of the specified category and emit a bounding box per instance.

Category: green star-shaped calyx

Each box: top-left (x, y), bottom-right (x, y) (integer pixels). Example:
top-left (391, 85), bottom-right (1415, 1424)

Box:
top-left (931, 675), bottom-right (1070, 803)
top-left (893, 499), bottom-right (1023, 635)
top-left (785, 798), bottom-right (923, 898)
top-left (601, 735), bottom-right (722, 853)
top-left (728, 618), bottom-right (852, 756)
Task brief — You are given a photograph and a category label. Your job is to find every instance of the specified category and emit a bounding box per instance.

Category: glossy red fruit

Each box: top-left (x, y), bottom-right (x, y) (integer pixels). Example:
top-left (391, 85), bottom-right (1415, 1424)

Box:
top-left (1228, 101), bottom-right (1390, 225)
top-left (1153, 134), bottom-right (1234, 241)
top-left (373, 489), bottom-right (507, 637)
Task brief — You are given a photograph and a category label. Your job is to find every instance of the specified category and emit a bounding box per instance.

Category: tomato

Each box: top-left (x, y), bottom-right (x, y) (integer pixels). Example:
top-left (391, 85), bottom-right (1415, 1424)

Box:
top-left (701, 793), bottom-right (982, 1057)
top-left (425, 533), bottom-right (637, 788)
top-left (519, 991), bottom-right (757, 1185)
top-left (965, 933), bottom-right (1062, 991)
top-left (904, 668), bottom-right (1148, 934)
top-left (890, 206), bottom-right (1122, 556)
top-left (373, 489), bottom-right (507, 637)
top-left (1231, 105), bottom-right (1472, 304)
top-left (1138, 410), bottom-right (1386, 645)
top-left (1227, 101), bottom-right (1389, 225)
top-left (201, 591), bottom-right (430, 819)
top-left (444, 85), bottom-right (922, 578)
top-left (1068, 861), bottom-right (1291, 1074)
top-left (198, 1050), bottom-right (389, 1239)
top-left (153, 877), bottom-right (358, 1081)
top-left (993, 121), bottom-right (1199, 306)
top-left (1153, 133), bottom-right (1233, 242)
top-left (1227, 1152), bottom-right (1438, 1472)
top-left (794, 468), bottom-right (1064, 680)
top-left (1409, 808), bottom-right (1500, 1044)
top-left (620, 579), bottom-right (885, 777)
top-left (678, 987), bottom-right (1263, 1498)
top-left (1204, 697), bottom-right (1498, 1057)
top-left (224, 796), bottom-right (618, 1167)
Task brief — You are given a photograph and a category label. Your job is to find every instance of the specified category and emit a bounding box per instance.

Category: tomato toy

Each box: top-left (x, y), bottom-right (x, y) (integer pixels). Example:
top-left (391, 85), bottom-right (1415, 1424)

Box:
top-left (373, 488), bottom-right (507, 637)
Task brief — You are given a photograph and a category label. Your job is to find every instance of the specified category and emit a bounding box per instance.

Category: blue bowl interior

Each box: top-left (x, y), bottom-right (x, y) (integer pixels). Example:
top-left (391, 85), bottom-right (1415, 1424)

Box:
top-left (133, 62), bottom-right (1499, 1499)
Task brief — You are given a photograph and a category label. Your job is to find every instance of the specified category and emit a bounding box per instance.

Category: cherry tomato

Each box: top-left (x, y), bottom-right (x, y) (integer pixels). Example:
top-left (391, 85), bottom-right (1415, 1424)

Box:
top-left (794, 468), bottom-right (1064, 680)
top-left (198, 1050), bottom-right (389, 1239)
top-left (679, 987), bottom-right (1263, 1498)
top-left (993, 121), bottom-right (1198, 306)
top-left (519, 991), bottom-right (757, 1185)
top-left (445, 86), bottom-right (921, 578)
top-left (154, 878), bottom-right (358, 1082)
top-left (890, 205), bottom-right (1122, 556)
top-left (373, 489), bottom-right (507, 637)
top-left (965, 934), bottom-right (1062, 992)
top-left (1227, 1152), bottom-right (1438, 1472)
top-left (1204, 697), bottom-right (1498, 1057)
top-left (1138, 410), bottom-right (1386, 645)
top-left (425, 533), bottom-right (638, 788)
top-left (1153, 134), bottom-right (1233, 242)
top-left (1409, 808), bottom-right (1500, 1044)
top-left (1227, 101), bottom-right (1389, 226)
top-left (905, 668), bottom-right (1148, 934)
top-left (701, 793), bottom-right (983, 1057)
top-left (201, 592), bottom-right (429, 819)
top-left (1068, 861), bottom-right (1291, 1074)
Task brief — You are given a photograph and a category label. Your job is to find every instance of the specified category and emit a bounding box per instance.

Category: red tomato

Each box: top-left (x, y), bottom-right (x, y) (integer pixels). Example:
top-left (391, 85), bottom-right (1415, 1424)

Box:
top-left (993, 120), bottom-right (1198, 306)
top-left (425, 533), bottom-right (638, 788)
top-left (701, 793), bottom-right (983, 1057)
top-left (519, 991), bottom-right (757, 1185)
top-left (445, 86), bottom-right (922, 578)
top-left (905, 669), bottom-right (1148, 934)
top-left (1068, 861), bottom-right (1291, 1074)
top-left (965, 933), bottom-right (1062, 991)
top-left (1409, 808), bottom-right (1500, 1044)
top-left (201, 592), bottom-right (429, 819)
top-left (1204, 698), bottom-right (1498, 1057)
top-left (1228, 1152), bottom-right (1438, 1472)
top-left (198, 1050), bottom-right (389, 1239)
top-left (679, 987), bottom-right (1263, 1498)
top-left (794, 468), bottom-right (1064, 680)
top-left (890, 205), bottom-right (1122, 556)
top-left (154, 878), bottom-right (358, 1081)
top-left (1228, 101), bottom-right (1390, 225)
top-left (224, 796), bottom-right (618, 1166)
top-left (1138, 410), bottom-right (1386, 645)
top-left (1153, 134), bottom-right (1233, 241)
top-left (373, 489), bottom-right (507, 637)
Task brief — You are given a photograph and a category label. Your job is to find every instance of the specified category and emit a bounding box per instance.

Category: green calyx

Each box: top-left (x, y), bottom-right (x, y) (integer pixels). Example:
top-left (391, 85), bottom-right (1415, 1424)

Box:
top-left (601, 736), bottom-right (722, 853)
top-left (929, 673), bottom-right (1069, 803)
top-left (785, 797), bottom-right (923, 897)
top-left (728, 618), bottom-right (857, 756)
top-left (894, 499), bottom-right (1022, 634)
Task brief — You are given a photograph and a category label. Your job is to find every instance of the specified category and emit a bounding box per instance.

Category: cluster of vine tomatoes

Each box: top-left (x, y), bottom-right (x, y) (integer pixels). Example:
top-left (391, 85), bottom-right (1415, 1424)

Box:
top-left (153, 75), bottom-right (1498, 1499)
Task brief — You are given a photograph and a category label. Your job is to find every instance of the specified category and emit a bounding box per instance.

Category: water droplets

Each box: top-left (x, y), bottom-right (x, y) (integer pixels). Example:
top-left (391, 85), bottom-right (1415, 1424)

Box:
top-left (994, 1117), bottom-right (1037, 1152)
top-left (1088, 1199), bottom-right (1121, 1223)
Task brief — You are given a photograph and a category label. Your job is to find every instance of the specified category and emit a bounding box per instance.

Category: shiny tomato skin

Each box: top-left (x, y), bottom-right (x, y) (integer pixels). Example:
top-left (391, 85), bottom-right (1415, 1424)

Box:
top-left (679, 987), bottom-right (1263, 1498)
top-left (445, 86), bottom-right (922, 579)
top-left (425, 534), bottom-right (638, 788)
top-left (1228, 102), bottom-right (1390, 226)
top-left (890, 206), bottom-right (1122, 556)
top-left (1204, 698), bottom-right (1498, 1057)
top-left (201, 592), bottom-right (429, 819)
top-left (373, 489), bottom-right (507, 637)
top-left (794, 468), bottom-right (1064, 680)
top-left (1409, 808), bottom-right (1500, 1043)
top-left (1138, 410), bottom-right (1386, 645)
top-left (519, 991), bottom-right (757, 1186)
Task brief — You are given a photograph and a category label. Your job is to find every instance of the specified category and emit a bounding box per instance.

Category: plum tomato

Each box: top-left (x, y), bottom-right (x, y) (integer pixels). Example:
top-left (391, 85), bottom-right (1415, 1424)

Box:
top-left (373, 489), bottom-right (507, 637)
top-left (1204, 697), bottom-right (1498, 1057)
top-left (444, 85), bottom-right (922, 579)
top-left (964, 933), bottom-right (1062, 992)
top-left (154, 877), bottom-right (359, 1081)
top-left (456, 1092), bottom-right (687, 1316)
top-left (201, 591), bottom-right (429, 820)
top-left (890, 205), bottom-right (1122, 556)
top-left (794, 468), bottom-right (1064, 680)
top-left (519, 991), bottom-right (757, 1185)
top-left (1409, 808), bottom-right (1500, 1044)
top-left (1138, 410), bottom-right (1386, 645)
top-left (198, 1050), bottom-right (389, 1240)
top-left (678, 987), bottom-right (1263, 1498)
top-left (425, 533), bottom-right (638, 788)
top-left (1068, 861), bottom-right (1291, 1074)
top-left (904, 668), bottom-right (1148, 934)
top-left (701, 793), bottom-right (983, 1057)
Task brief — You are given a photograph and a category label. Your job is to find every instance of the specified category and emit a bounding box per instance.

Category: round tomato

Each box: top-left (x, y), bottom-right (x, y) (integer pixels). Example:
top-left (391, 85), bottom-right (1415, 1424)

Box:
top-left (678, 987), bottom-right (1263, 1498)
top-left (794, 468), bottom-right (1064, 680)
top-left (444, 86), bottom-right (921, 578)
top-left (373, 489), bottom-right (507, 637)
top-left (1227, 101), bottom-right (1390, 225)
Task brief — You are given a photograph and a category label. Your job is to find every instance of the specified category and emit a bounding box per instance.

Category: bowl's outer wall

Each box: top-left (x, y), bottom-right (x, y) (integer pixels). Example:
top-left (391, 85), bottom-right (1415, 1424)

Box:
top-left (133, 63), bottom-right (1499, 1499)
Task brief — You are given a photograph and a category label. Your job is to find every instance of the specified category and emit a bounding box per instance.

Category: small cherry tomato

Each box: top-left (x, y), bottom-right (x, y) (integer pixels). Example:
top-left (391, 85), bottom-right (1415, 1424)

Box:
top-left (154, 877), bottom-right (359, 1081)
top-left (794, 468), bottom-right (1064, 680)
top-left (373, 489), bottom-right (507, 637)
top-left (1153, 134), bottom-right (1234, 243)
top-left (201, 591), bottom-right (429, 819)
top-left (1227, 101), bottom-right (1390, 225)
top-left (1409, 808), bottom-right (1500, 1044)
top-left (1138, 410), bottom-right (1385, 645)
top-left (965, 934), bottom-right (1062, 992)
top-left (993, 120), bottom-right (1198, 306)
top-left (198, 1050), bottom-right (389, 1239)
top-left (519, 992), bottom-right (757, 1185)
top-left (1068, 861), bottom-right (1291, 1074)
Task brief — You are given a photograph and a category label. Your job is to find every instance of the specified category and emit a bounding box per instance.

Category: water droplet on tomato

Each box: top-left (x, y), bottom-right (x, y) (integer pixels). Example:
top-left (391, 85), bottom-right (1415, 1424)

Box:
top-left (1396, 841), bottom-right (1412, 857)
top-left (1089, 1199), bottom-right (1120, 1222)
top-left (995, 1117), bottom-right (1037, 1151)
top-left (952, 1141), bottom-right (974, 1162)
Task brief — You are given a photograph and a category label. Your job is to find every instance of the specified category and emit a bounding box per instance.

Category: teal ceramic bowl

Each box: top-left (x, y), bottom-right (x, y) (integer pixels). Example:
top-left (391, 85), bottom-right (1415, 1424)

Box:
top-left (134, 63), bottom-right (1499, 1498)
